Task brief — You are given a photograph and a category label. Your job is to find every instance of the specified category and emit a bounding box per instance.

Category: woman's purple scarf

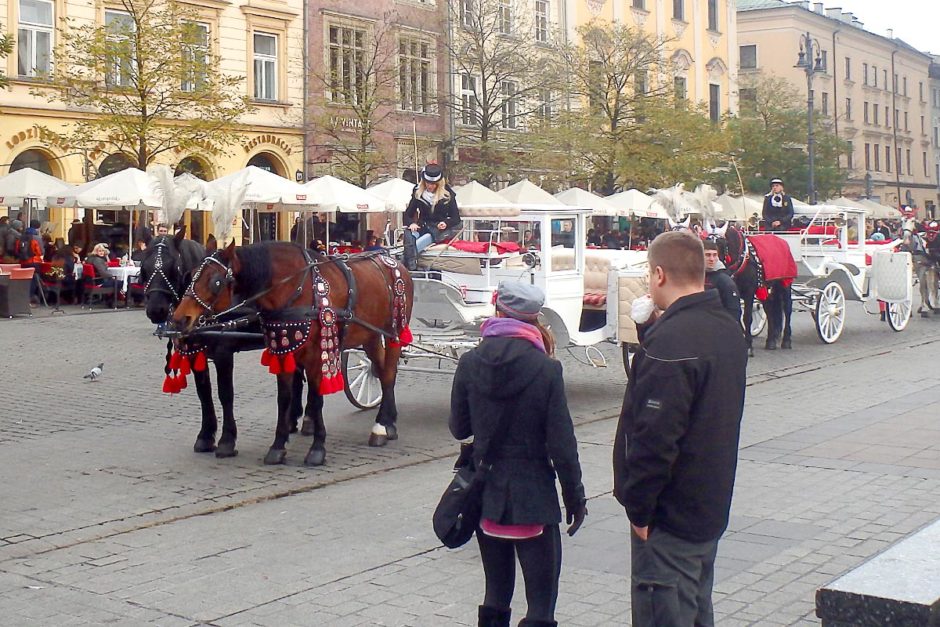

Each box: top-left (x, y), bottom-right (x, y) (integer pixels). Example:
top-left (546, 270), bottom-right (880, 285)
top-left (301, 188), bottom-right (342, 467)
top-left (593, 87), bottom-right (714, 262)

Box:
top-left (480, 317), bottom-right (545, 353)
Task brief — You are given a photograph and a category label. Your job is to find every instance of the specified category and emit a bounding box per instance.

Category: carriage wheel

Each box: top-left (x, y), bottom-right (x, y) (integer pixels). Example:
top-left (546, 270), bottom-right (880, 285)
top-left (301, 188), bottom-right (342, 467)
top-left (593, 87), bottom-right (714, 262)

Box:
top-left (747, 301), bottom-right (767, 337)
top-left (815, 282), bottom-right (846, 344)
top-left (886, 300), bottom-right (912, 332)
top-left (341, 350), bottom-right (383, 409)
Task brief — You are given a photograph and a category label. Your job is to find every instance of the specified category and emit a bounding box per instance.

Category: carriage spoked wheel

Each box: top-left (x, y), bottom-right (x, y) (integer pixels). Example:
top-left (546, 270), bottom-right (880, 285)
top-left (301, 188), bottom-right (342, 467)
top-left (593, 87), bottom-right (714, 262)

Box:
top-left (886, 300), bottom-right (912, 332)
top-left (341, 350), bottom-right (383, 409)
top-left (815, 281), bottom-right (846, 344)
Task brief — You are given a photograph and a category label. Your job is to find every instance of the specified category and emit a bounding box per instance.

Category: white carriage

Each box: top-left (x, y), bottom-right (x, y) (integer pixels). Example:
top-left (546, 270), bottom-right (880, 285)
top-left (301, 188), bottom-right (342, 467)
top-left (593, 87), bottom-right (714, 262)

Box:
top-left (770, 205), bottom-right (913, 344)
top-left (341, 201), bottom-right (650, 408)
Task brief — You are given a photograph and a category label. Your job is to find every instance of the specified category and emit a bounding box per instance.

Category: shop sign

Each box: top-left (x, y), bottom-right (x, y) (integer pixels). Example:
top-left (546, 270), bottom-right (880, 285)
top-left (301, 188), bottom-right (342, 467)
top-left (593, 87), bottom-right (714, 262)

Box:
top-left (243, 134), bottom-right (295, 155)
top-left (329, 116), bottom-right (363, 131)
top-left (5, 125), bottom-right (73, 151)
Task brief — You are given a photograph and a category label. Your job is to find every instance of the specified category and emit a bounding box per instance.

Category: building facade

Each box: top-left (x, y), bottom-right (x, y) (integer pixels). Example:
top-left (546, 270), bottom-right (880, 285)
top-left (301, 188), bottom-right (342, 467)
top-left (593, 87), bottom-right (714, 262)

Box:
top-left (0, 0), bottom-right (305, 241)
top-left (738, 0), bottom-right (936, 214)
top-left (567, 0), bottom-right (739, 117)
top-left (930, 57), bottom-right (940, 218)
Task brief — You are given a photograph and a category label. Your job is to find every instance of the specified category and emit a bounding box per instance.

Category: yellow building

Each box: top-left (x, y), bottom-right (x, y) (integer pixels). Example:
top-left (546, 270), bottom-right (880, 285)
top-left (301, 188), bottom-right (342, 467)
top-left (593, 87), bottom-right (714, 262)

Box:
top-left (738, 0), bottom-right (936, 213)
top-left (0, 0), bottom-right (305, 242)
top-left (564, 0), bottom-right (739, 116)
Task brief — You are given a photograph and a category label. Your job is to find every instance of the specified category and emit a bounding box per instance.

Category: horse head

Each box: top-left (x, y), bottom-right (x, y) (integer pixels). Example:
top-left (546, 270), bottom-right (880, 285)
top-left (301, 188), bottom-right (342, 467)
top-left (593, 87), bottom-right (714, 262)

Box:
top-left (141, 230), bottom-right (189, 324)
top-left (171, 241), bottom-right (240, 333)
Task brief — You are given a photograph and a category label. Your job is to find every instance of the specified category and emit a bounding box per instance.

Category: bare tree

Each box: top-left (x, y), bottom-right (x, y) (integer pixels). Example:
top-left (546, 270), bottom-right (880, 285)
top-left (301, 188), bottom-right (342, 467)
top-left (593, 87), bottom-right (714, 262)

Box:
top-left (309, 13), bottom-right (408, 187)
top-left (444, 0), bottom-right (562, 186)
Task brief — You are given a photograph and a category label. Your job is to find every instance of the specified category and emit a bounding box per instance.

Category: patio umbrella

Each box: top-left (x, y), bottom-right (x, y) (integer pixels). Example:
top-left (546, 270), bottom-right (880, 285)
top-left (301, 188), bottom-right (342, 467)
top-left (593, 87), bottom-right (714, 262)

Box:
top-left (452, 181), bottom-right (519, 216)
top-left (554, 188), bottom-right (619, 216)
top-left (606, 189), bottom-right (669, 219)
top-left (856, 198), bottom-right (901, 220)
top-left (302, 175), bottom-right (386, 247)
top-left (367, 178), bottom-right (415, 213)
top-left (497, 179), bottom-right (566, 207)
top-left (0, 168), bottom-right (76, 223)
top-left (824, 196), bottom-right (870, 212)
top-left (716, 194), bottom-right (761, 222)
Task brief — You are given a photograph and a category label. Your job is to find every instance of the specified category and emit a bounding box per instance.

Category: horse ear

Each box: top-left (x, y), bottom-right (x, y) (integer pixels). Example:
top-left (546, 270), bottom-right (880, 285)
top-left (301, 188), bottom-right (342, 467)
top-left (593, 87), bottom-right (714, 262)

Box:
top-left (174, 225), bottom-right (187, 245)
top-left (206, 235), bottom-right (218, 253)
top-left (220, 240), bottom-right (239, 271)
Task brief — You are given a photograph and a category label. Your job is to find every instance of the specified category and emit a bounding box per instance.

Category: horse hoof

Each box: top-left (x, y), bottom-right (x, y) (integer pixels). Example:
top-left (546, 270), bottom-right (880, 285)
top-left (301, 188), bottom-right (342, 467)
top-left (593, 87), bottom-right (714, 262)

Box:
top-left (263, 449), bottom-right (287, 465)
top-left (748, 347), bottom-right (754, 357)
top-left (215, 442), bottom-right (238, 458)
top-left (304, 447), bottom-right (326, 467)
top-left (300, 417), bottom-right (316, 437)
top-left (386, 425), bottom-right (398, 441)
top-left (289, 422), bottom-right (299, 434)
top-left (764, 341), bottom-right (777, 351)
top-left (781, 339), bottom-right (792, 350)
top-left (194, 438), bottom-right (216, 453)
top-left (368, 433), bottom-right (389, 447)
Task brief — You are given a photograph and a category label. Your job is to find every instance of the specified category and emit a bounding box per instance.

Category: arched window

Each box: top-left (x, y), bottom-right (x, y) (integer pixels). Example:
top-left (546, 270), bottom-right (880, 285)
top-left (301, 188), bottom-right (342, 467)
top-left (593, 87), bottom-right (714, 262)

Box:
top-left (247, 152), bottom-right (284, 176)
top-left (10, 149), bottom-right (55, 176)
top-left (97, 153), bottom-right (134, 178)
top-left (175, 156), bottom-right (210, 180)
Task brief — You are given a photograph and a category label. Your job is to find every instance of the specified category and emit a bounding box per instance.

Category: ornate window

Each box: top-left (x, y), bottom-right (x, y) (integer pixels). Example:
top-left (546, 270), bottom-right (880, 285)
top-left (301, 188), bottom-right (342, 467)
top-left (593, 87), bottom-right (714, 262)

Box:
top-left (17, 0), bottom-right (53, 77)
top-left (253, 32), bottom-right (278, 101)
top-left (399, 36), bottom-right (432, 113)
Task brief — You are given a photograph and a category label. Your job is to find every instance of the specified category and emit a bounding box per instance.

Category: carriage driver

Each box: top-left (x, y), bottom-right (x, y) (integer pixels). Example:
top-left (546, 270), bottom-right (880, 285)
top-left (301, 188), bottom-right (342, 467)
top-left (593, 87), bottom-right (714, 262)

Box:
top-left (762, 178), bottom-right (795, 232)
top-left (402, 164), bottom-right (462, 271)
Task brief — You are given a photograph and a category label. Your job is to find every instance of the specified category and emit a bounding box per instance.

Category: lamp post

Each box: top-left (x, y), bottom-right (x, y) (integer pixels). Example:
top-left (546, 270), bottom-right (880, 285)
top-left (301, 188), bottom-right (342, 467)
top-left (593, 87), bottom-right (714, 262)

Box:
top-left (795, 32), bottom-right (823, 205)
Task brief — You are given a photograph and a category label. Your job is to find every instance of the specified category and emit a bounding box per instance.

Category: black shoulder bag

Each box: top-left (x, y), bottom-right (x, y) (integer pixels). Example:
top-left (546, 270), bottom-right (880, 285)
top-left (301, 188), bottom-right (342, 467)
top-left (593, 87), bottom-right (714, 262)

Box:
top-left (432, 406), bottom-right (513, 549)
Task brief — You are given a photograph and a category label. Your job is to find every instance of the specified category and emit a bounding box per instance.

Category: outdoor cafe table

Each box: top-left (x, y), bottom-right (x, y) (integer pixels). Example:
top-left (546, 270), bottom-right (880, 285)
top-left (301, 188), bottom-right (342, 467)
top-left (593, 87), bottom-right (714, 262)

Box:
top-left (105, 265), bottom-right (140, 294)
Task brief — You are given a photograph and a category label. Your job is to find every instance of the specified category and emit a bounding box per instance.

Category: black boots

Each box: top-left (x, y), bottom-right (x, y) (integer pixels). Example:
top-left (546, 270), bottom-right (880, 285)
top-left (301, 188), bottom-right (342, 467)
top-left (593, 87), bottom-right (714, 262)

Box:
top-left (402, 232), bottom-right (419, 271)
top-left (478, 605), bottom-right (511, 627)
top-left (518, 619), bottom-right (557, 627)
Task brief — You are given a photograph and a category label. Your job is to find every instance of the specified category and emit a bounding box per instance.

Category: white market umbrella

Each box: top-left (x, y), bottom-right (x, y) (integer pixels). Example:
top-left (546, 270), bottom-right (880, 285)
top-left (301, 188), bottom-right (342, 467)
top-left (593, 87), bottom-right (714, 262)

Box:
top-left (606, 189), bottom-right (669, 219)
top-left (824, 196), bottom-right (870, 212)
top-left (452, 181), bottom-right (519, 217)
top-left (303, 175), bottom-right (384, 213)
top-left (0, 167), bottom-right (75, 208)
top-left (498, 179), bottom-right (566, 207)
top-left (857, 198), bottom-right (901, 220)
top-left (555, 188), bottom-right (619, 216)
top-left (367, 178), bottom-right (414, 213)
top-left (717, 194), bottom-right (761, 222)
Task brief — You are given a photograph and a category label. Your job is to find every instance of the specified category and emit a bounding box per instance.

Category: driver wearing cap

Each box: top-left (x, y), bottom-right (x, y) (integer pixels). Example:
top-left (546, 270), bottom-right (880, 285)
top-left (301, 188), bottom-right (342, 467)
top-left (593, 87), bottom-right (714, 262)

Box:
top-left (402, 163), bottom-right (462, 271)
top-left (762, 178), bottom-right (795, 232)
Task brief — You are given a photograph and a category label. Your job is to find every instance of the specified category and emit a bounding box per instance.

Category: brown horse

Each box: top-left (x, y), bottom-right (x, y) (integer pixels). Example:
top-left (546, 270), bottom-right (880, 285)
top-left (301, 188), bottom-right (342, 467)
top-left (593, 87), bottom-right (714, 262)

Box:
top-left (171, 240), bottom-right (414, 466)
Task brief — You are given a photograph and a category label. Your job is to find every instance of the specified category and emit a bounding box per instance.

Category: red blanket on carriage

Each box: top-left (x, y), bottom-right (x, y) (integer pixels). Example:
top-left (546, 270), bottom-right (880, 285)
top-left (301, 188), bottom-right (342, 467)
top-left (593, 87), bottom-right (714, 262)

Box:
top-left (748, 234), bottom-right (797, 284)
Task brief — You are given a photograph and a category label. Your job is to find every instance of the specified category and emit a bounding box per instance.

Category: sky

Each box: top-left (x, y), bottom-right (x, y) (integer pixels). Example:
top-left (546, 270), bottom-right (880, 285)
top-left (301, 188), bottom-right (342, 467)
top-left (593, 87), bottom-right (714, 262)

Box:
top-left (811, 0), bottom-right (940, 55)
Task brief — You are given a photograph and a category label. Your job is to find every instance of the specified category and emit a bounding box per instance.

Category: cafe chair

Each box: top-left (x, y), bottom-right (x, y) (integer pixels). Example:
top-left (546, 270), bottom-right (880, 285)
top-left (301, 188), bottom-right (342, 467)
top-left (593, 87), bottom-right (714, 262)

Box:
top-left (82, 262), bottom-right (114, 308)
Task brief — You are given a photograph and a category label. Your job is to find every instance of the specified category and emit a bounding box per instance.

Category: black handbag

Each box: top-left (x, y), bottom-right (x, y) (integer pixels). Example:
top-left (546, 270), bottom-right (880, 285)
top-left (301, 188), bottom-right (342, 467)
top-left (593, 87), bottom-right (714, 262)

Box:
top-left (432, 406), bottom-right (512, 549)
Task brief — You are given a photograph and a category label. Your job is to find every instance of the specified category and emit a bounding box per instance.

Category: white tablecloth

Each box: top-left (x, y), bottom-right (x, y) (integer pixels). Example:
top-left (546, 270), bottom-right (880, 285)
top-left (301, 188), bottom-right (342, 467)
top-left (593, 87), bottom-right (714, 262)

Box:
top-left (105, 266), bottom-right (140, 293)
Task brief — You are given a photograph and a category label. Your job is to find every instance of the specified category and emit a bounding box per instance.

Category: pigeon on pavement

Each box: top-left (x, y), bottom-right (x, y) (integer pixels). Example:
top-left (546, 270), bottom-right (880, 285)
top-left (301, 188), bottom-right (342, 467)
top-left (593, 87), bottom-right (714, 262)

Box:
top-left (83, 363), bottom-right (104, 382)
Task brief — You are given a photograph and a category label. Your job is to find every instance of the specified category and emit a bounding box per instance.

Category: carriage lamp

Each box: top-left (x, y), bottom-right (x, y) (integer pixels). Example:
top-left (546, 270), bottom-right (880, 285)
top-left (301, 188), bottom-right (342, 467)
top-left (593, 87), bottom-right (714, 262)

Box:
top-left (795, 32), bottom-right (823, 206)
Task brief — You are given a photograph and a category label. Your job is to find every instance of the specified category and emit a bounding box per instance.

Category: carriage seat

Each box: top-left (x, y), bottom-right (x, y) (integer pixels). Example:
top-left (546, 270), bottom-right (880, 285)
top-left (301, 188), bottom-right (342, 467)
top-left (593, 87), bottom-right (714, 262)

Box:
top-left (583, 254), bottom-right (611, 310)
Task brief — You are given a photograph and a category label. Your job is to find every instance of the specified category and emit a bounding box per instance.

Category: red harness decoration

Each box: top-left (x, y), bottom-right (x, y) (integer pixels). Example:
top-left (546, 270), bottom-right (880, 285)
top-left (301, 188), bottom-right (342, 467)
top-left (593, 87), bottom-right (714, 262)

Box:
top-left (163, 341), bottom-right (208, 394)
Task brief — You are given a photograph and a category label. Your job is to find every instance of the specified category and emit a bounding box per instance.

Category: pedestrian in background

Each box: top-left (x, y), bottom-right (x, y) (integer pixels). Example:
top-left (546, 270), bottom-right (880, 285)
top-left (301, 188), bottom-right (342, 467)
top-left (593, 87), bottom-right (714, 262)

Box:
top-left (449, 281), bottom-right (587, 627)
top-left (613, 231), bottom-right (747, 627)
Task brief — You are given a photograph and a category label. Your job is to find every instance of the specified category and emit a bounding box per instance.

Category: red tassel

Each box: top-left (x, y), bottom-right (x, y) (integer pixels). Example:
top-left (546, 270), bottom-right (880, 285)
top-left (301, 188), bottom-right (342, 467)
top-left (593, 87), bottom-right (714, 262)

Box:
top-left (388, 340), bottom-right (400, 348)
top-left (169, 351), bottom-right (181, 370)
top-left (282, 351), bottom-right (296, 373)
top-left (399, 325), bottom-right (413, 346)
top-left (260, 349), bottom-right (272, 367)
top-left (162, 374), bottom-right (175, 394)
top-left (755, 286), bottom-right (769, 301)
top-left (179, 356), bottom-right (191, 376)
top-left (177, 373), bottom-right (188, 390)
top-left (268, 356), bottom-right (282, 375)
top-left (193, 351), bottom-right (207, 372)
top-left (319, 372), bottom-right (345, 395)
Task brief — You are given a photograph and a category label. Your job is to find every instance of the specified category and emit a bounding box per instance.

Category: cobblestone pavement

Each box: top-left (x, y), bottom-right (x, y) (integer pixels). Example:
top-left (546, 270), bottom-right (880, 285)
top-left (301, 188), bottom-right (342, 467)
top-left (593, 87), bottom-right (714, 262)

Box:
top-left (1, 303), bottom-right (939, 625)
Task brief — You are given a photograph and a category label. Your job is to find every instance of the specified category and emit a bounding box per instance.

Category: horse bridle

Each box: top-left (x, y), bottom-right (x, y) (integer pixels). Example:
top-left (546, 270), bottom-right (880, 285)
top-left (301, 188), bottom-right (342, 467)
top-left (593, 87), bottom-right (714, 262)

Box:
top-left (186, 253), bottom-right (238, 317)
top-left (144, 240), bottom-right (182, 302)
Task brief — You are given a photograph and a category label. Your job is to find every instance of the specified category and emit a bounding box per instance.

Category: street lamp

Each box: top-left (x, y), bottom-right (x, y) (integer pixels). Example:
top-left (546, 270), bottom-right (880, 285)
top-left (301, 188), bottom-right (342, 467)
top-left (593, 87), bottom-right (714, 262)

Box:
top-left (795, 32), bottom-right (824, 205)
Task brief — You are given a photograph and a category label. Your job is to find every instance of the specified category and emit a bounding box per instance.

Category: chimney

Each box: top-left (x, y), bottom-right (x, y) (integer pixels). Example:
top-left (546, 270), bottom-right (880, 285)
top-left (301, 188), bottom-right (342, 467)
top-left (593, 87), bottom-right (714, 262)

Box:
top-left (799, 1), bottom-right (810, 10)
top-left (887, 28), bottom-right (894, 39)
top-left (825, 7), bottom-right (843, 19)
top-left (842, 11), bottom-right (854, 24)
top-left (814, 2), bottom-right (824, 14)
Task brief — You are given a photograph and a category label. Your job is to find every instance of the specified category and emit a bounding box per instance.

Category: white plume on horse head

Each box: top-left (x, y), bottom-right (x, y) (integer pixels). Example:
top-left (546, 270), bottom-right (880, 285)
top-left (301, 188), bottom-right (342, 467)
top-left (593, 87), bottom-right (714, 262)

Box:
top-left (693, 184), bottom-right (718, 222)
top-left (652, 184), bottom-right (688, 222)
top-left (150, 165), bottom-right (194, 227)
top-left (210, 171), bottom-right (248, 245)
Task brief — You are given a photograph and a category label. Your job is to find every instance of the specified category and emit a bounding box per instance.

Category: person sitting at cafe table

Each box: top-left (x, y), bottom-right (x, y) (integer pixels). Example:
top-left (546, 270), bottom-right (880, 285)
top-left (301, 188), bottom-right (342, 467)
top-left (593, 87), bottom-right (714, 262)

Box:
top-left (87, 243), bottom-right (118, 291)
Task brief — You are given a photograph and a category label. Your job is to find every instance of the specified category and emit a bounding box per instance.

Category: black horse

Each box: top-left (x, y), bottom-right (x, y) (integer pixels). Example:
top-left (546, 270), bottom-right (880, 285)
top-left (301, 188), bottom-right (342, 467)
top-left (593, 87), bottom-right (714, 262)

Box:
top-left (139, 232), bottom-right (308, 458)
top-left (719, 226), bottom-right (794, 354)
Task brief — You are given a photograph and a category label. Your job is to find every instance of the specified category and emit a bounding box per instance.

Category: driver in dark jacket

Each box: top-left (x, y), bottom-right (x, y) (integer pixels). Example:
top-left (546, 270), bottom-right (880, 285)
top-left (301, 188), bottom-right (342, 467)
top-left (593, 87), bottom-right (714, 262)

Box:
top-left (703, 240), bottom-right (742, 324)
top-left (450, 281), bottom-right (586, 627)
top-left (402, 164), bottom-right (461, 270)
top-left (762, 178), bottom-right (795, 231)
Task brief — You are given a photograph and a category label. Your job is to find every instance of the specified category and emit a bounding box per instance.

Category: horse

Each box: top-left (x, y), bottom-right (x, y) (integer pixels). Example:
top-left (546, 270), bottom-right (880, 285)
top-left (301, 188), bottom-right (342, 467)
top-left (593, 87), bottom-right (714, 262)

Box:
top-left (719, 225), bottom-right (794, 354)
top-left (139, 232), bottom-right (308, 458)
top-left (170, 240), bottom-right (414, 467)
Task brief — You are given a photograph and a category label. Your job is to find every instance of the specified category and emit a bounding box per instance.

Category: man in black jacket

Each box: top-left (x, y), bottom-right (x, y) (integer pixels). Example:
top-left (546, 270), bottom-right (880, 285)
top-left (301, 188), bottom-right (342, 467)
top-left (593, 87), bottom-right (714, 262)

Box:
top-left (703, 239), bottom-right (742, 323)
top-left (613, 231), bottom-right (747, 627)
top-left (762, 178), bottom-right (795, 231)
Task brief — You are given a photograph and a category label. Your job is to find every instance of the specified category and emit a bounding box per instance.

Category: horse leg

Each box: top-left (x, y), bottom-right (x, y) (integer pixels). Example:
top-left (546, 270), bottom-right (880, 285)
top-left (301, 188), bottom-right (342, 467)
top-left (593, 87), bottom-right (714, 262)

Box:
top-left (192, 368), bottom-right (217, 453)
top-left (765, 287), bottom-right (781, 350)
top-left (368, 337), bottom-right (401, 447)
top-left (303, 377), bottom-right (327, 467)
top-left (263, 372), bottom-right (295, 465)
top-left (780, 285), bottom-right (794, 349)
top-left (741, 291), bottom-right (755, 357)
top-left (214, 351), bottom-right (238, 458)
top-left (289, 369), bottom-right (304, 434)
